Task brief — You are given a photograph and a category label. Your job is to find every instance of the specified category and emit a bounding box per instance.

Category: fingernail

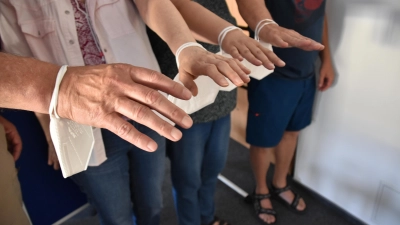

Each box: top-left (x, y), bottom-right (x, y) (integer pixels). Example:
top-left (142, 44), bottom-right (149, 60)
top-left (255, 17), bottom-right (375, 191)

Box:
top-left (182, 115), bottom-right (193, 127)
top-left (171, 128), bottom-right (182, 141)
top-left (147, 141), bottom-right (158, 152)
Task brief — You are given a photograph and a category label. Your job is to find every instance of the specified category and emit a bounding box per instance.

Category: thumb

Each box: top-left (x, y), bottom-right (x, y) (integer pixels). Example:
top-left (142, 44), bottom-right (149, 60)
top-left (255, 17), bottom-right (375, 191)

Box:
top-left (179, 70), bottom-right (198, 96)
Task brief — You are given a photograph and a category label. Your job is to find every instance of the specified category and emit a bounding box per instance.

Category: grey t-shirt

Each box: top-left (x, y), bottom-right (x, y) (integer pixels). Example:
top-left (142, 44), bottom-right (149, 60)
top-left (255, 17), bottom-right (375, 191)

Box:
top-left (147, 0), bottom-right (237, 124)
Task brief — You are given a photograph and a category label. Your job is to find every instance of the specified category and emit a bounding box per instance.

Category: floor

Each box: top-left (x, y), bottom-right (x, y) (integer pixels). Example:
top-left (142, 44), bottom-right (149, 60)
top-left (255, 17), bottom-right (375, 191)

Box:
top-left (62, 139), bottom-right (362, 225)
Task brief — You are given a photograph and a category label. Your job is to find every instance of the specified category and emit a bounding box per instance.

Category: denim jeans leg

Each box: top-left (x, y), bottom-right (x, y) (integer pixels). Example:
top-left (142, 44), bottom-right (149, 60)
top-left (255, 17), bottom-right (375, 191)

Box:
top-left (168, 122), bottom-right (212, 225)
top-left (71, 128), bottom-right (134, 225)
top-left (129, 123), bottom-right (166, 225)
top-left (200, 115), bottom-right (231, 224)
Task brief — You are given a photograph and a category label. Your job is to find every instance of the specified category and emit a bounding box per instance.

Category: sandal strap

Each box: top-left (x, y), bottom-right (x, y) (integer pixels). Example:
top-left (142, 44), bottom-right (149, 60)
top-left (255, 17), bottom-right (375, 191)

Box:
top-left (272, 184), bottom-right (291, 195)
top-left (253, 193), bottom-right (272, 200)
top-left (291, 193), bottom-right (301, 209)
top-left (258, 207), bottom-right (277, 215)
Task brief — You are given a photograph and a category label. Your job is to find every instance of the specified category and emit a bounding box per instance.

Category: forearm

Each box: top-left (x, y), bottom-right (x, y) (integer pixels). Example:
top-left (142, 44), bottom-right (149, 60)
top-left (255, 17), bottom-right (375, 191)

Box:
top-left (171, 0), bottom-right (233, 45)
top-left (236, 0), bottom-right (273, 31)
top-left (320, 15), bottom-right (332, 65)
top-left (0, 53), bottom-right (60, 113)
top-left (135, 0), bottom-right (196, 53)
top-left (34, 113), bottom-right (52, 142)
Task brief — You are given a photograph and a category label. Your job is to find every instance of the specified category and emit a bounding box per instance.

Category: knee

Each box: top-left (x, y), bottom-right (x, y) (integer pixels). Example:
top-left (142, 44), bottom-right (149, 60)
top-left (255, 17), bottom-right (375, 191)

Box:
top-left (282, 131), bottom-right (300, 140)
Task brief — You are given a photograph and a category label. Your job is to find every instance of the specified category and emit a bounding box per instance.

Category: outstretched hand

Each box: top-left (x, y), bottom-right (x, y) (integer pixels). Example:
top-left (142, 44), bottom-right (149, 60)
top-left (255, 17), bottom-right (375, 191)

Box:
top-left (221, 29), bottom-right (285, 69)
top-left (57, 64), bottom-right (194, 152)
top-left (177, 46), bottom-right (251, 95)
top-left (259, 23), bottom-right (325, 51)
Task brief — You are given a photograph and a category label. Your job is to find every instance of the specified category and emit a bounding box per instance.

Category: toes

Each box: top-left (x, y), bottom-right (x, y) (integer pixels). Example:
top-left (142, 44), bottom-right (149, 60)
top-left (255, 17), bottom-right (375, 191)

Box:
top-left (297, 198), bottom-right (307, 211)
top-left (260, 214), bottom-right (276, 224)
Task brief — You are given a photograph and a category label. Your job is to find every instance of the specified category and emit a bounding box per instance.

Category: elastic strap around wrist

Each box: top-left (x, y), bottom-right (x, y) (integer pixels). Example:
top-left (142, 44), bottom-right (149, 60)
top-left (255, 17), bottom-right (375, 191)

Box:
top-left (49, 65), bottom-right (68, 119)
top-left (218, 26), bottom-right (241, 52)
top-left (255, 19), bottom-right (278, 41)
top-left (175, 42), bottom-right (205, 68)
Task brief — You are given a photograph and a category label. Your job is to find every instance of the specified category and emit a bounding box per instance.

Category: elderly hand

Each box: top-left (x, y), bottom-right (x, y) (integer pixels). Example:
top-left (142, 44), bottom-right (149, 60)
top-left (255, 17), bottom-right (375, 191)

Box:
top-left (56, 64), bottom-right (194, 152)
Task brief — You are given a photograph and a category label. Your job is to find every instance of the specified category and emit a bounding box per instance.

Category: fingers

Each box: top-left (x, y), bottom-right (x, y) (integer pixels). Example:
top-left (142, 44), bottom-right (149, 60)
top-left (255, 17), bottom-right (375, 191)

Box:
top-left (102, 113), bottom-right (158, 152)
top-left (226, 58), bottom-right (251, 83)
top-left (319, 76), bottom-right (333, 92)
top-left (121, 82), bottom-right (193, 128)
top-left (128, 66), bottom-right (192, 100)
top-left (9, 131), bottom-right (22, 161)
top-left (179, 70), bottom-right (199, 96)
top-left (116, 99), bottom-right (185, 142)
top-left (236, 45), bottom-right (262, 66)
top-left (246, 44), bottom-right (276, 70)
top-left (283, 31), bottom-right (324, 51)
top-left (212, 56), bottom-right (250, 86)
top-left (227, 47), bottom-right (244, 61)
top-left (256, 44), bottom-right (286, 68)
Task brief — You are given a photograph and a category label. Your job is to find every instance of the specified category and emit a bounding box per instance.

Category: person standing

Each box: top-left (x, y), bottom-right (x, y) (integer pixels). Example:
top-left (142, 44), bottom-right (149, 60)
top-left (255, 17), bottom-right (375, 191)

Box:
top-left (0, 115), bottom-right (30, 225)
top-left (236, 0), bottom-right (335, 224)
top-left (0, 0), bottom-right (249, 224)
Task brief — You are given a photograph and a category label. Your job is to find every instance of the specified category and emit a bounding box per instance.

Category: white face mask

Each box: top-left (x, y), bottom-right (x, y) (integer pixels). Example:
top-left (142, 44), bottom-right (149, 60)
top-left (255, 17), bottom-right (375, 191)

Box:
top-left (49, 66), bottom-right (95, 178)
top-left (168, 74), bottom-right (220, 115)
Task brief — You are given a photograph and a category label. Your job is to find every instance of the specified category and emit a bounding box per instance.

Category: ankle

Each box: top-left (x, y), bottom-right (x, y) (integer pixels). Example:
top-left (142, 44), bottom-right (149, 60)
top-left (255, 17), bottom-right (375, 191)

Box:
top-left (255, 185), bottom-right (270, 194)
top-left (272, 180), bottom-right (287, 189)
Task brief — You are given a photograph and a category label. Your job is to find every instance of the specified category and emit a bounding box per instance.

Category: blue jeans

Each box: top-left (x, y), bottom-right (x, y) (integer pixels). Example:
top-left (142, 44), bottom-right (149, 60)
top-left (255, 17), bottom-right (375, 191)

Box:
top-left (167, 115), bottom-right (231, 225)
top-left (71, 121), bottom-right (165, 225)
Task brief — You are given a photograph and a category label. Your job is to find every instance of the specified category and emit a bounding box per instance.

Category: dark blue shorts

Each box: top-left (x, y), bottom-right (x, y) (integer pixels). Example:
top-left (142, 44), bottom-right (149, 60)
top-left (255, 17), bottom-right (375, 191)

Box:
top-left (246, 73), bottom-right (316, 148)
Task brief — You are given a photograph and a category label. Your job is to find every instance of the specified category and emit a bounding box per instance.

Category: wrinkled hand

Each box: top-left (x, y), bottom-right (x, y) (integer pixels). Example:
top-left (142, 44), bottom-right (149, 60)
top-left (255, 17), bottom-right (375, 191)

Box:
top-left (57, 64), bottom-right (193, 152)
top-left (0, 116), bottom-right (22, 161)
top-left (47, 142), bottom-right (60, 170)
top-left (222, 29), bottom-right (285, 70)
top-left (319, 62), bottom-right (335, 91)
top-left (259, 23), bottom-right (324, 51)
top-left (178, 46), bottom-right (251, 95)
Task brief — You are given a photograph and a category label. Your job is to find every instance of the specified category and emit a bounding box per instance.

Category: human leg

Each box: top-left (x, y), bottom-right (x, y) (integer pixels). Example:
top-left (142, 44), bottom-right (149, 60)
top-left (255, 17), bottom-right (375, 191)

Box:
top-left (168, 122), bottom-right (211, 225)
top-left (199, 115), bottom-right (231, 225)
top-left (0, 125), bottom-right (30, 225)
top-left (271, 76), bottom-right (317, 212)
top-left (246, 74), bottom-right (306, 223)
top-left (129, 123), bottom-right (166, 225)
top-left (71, 128), bottom-right (134, 225)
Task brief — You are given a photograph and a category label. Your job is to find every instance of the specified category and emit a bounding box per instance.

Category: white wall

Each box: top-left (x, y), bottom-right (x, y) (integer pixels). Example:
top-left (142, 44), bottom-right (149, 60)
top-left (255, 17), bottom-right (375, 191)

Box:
top-left (295, 1), bottom-right (400, 225)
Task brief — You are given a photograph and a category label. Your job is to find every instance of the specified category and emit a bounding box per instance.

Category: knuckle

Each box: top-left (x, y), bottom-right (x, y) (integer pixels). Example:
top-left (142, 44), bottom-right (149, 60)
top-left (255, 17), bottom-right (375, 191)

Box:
top-left (242, 49), bottom-right (251, 54)
top-left (158, 121), bottom-right (170, 134)
top-left (133, 132), bottom-right (145, 146)
top-left (216, 61), bottom-right (228, 67)
top-left (147, 70), bottom-right (160, 82)
top-left (145, 90), bottom-right (161, 105)
top-left (135, 105), bottom-right (148, 121)
top-left (255, 49), bottom-right (263, 55)
top-left (116, 122), bottom-right (132, 137)
top-left (170, 107), bottom-right (180, 118)
top-left (206, 64), bottom-right (216, 73)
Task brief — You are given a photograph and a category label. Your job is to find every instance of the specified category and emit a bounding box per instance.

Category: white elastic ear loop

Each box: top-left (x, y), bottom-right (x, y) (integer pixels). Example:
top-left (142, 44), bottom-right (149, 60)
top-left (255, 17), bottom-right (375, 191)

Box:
top-left (49, 65), bottom-right (68, 118)
top-left (255, 21), bottom-right (278, 41)
top-left (175, 42), bottom-right (206, 68)
top-left (218, 26), bottom-right (241, 53)
top-left (255, 19), bottom-right (275, 35)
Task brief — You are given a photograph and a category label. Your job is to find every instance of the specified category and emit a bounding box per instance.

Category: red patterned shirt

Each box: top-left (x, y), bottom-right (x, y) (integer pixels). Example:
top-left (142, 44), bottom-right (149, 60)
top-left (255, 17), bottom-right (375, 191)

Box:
top-left (71, 0), bottom-right (105, 66)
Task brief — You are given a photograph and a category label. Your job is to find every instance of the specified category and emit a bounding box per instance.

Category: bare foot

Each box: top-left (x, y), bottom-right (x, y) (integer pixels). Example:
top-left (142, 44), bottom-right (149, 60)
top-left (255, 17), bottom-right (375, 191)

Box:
top-left (255, 188), bottom-right (276, 224)
top-left (273, 184), bottom-right (306, 211)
